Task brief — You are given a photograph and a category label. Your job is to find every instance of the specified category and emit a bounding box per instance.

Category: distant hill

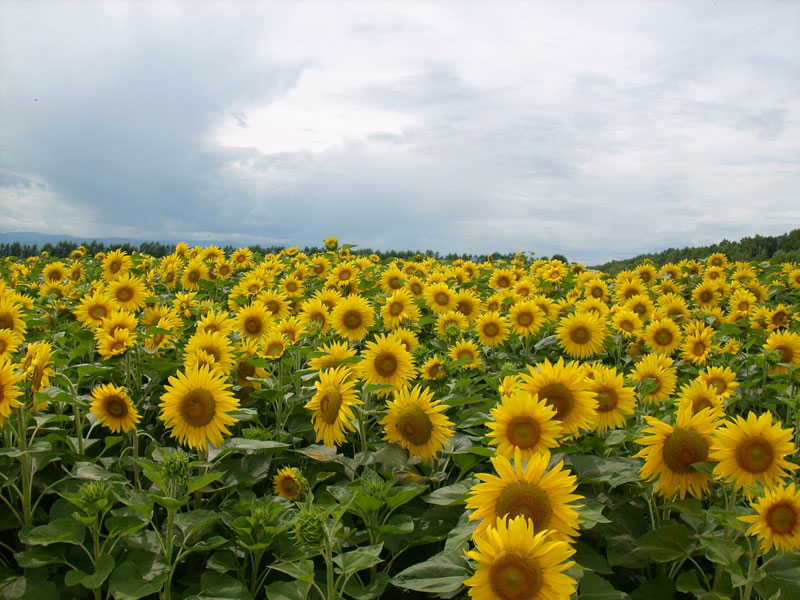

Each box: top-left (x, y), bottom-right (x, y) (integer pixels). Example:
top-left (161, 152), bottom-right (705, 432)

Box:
top-left (0, 231), bottom-right (253, 249)
top-left (594, 229), bottom-right (800, 272)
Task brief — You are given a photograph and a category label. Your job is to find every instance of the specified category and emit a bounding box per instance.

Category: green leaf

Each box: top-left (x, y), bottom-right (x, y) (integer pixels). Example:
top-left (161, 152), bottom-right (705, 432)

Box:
top-left (698, 534), bottom-right (744, 564)
top-left (72, 461), bottom-right (126, 482)
top-left (579, 573), bottom-right (629, 600)
top-left (108, 561), bottom-right (162, 600)
top-left (270, 560), bottom-right (315, 582)
top-left (422, 478), bottom-right (476, 505)
top-left (630, 576), bottom-right (676, 600)
top-left (19, 518), bottom-right (85, 546)
top-left (194, 571), bottom-right (253, 600)
top-left (343, 572), bottom-right (389, 600)
top-left (65, 554), bottom-right (114, 589)
top-left (443, 511), bottom-right (477, 553)
top-left (208, 438), bottom-right (289, 460)
top-left (574, 541), bottom-right (613, 575)
top-left (577, 500), bottom-right (612, 528)
top-left (186, 471), bottom-right (224, 494)
top-left (569, 454), bottom-right (642, 488)
top-left (375, 514), bottom-right (414, 535)
top-left (333, 543), bottom-right (384, 575)
top-left (265, 580), bottom-right (312, 600)
top-left (174, 509), bottom-right (219, 541)
top-left (384, 484), bottom-right (426, 508)
top-left (637, 523), bottom-right (693, 562)
top-left (676, 571), bottom-right (706, 596)
top-left (0, 576), bottom-right (59, 600)
top-left (14, 547), bottom-right (66, 568)
top-left (391, 551), bottom-right (469, 594)
top-left (106, 515), bottom-right (147, 539)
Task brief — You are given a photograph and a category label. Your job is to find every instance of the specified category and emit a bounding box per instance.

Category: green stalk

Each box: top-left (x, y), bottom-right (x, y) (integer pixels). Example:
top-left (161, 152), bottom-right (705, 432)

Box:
top-left (16, 406), bottom-right (32, 527)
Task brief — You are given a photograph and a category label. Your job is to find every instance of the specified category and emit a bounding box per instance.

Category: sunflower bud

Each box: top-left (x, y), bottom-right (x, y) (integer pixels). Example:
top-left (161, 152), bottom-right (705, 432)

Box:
top-left (292, 504), bottom-right (327, 549)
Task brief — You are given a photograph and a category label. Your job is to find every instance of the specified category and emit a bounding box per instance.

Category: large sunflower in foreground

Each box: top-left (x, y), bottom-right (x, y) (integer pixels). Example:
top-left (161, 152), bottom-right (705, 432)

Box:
top-left (739, 483), bottom-right (800, 553)
top-left (764, 330), bottom-right (800, 374)
top-left (331, 295), bottom-right (374, 342)
top-left (555, 311), bottom-right (606, 359)
top-left (466, 450), bottom-right (582, 540)
top-left (159, 365), bottom-right (239, 450)
top-left (380, 385), bottom-right (453, 461)
top-left (486, 390), bottom-right (562, 460)
top-left (635, 406), bottom-right (718, 499)
top-left (305, 366), bottom-right (361, 447)
top-left (710, 411), bottom-right (798, 497)
top-left (89, 383), bottom-right (140, 433)
top-left (464, 515), bottom-right (577, 600)
top-left (519, 358), bottom-right (597, 437)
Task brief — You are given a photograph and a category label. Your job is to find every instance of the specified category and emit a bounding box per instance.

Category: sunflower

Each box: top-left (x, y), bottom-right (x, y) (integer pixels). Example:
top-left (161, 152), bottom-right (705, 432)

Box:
top-left (0, 329), bottom-right (22, 360)
top-left (729, 289), bottom-right (757, 318)
top-left (486, 391), bottom-right (562, 460)
top-left (380, 384), bottom-right (454, 461)
top-left (106, 273), bottom-right (148, 311)
top-left (305, 366), bottom-right (362, 447)
top-left (699, 366), bottom-right (739, 399)
top-left (680, 328), bottom-right (715, 365)
top-left (145, 316), bottom-right (179, 352)
top-left (611, 308), bottom-right (643, 338)
top-left (379, 265), bottom-right (405, 293)
top-left (276, 317), bottom-right (305, 344)
top-left (530, 295), bottom-right (556, 322)
top-left (464, 515), bottom-right (577, 600)
top-left (466, 450), bottom-right (582, 540)
top-left (631, 353), bottom-right (677, 404)
top-left (184, 330), bottom-right (235, 373)
top-left (406, 276), bottom-right (426, 298)
top-left (425, 282), bottom-right (457, 314)
top-left (180, 259), bottom-right (208, 291)
top-left (475, 311), bottom-right (511, 347)
top-left (102, 249), bottom-right (131, 281)
top-left (739, 483), bottom-right (800, 553)
top-left (677, 379), bottom-right (723, 417)
top-left (454, 289), bottom-right (483, 322)
top-left (382, 289), bottom-right (420, 330)
top-left (331, 295), bottom-right (374, 342)
top-left (635, 405), bottom-right (718, 499)
top-left (498, 375), bottom-right (523, 398)
top-left (258, 290), bottom-right (292, 320)
top-left (299, 298), bottom-right (331, 334)
top-left (328, 262), bottom-right (358, 289)
top-left (97, 328), bottom-right (136, 359)
top-left (655, 293), bottom-right (690, 325)
top-left (273, 467), bottom-right (304, 500)
top-left (159, 365), bottom-right (239, 450)
top-left (692, 281), bottom-right (721, 309)
top-left (556, 312), bottom-right (606, 359)
top-left (0, 297), bottom-right (27, 337)
top-left (262, 331), bottom-right (287, 360)
top-left (420, 355), bottom-right (446, 380)
top-left (89, 383), bottom-right (140, 433)
top-left (42, 261), bottom-right (67, 283)
top-left (489, 268), bottom-right (517, 290)
top-left (584, 278), bottom-right (609, 301)
top-left (508, 301), bottom-right (544, 337)
top-left (767, 304), bottom-right (791, 331)
top-left (0, 359), bottom-right (23, 426)
top-left (764, 330), bottom-right (800, 374)
top-left (519, 358), bottom-right (597, 438)
top-left (643, 317), bottom-right (682, 355)
top-left (587, 365), bottom-right (636, 433)
top-left (232, 339), bottom-right (270, 388)
top-left (575, 297), bottom-right (610, 318)
top-left (236, 302), bottom-right (272, 342)
top-left (358, 334), bottom-right (415, 389)
top-left (196, 309), bottom-right (235, 336)
top-left (710, 411), bottom-right (798, 497)
top-left (449, 339), bottom-right (483, 369)
top-left (230, 248), bottom-right (254, 269)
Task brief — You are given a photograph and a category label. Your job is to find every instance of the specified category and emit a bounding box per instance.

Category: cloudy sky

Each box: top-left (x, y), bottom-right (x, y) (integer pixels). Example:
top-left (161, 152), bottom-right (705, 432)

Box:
top-left (1, 1), bottom-right (798, 263)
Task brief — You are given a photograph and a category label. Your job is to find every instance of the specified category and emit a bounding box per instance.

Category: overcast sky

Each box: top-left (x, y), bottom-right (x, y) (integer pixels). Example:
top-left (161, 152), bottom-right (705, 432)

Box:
top-left (1, 1), bottom-right (798, 263)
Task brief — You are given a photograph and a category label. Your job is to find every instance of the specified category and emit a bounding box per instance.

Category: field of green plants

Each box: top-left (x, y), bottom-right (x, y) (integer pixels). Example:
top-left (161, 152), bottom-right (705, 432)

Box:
top-left (1, 239), bottom-right (799, 600)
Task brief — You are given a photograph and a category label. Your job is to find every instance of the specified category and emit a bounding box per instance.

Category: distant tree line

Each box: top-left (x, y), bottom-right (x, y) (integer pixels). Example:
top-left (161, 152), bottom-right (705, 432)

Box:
top-left (0, 239), bottom-right (527, 263)
top-left (595, 229), bottom-right (800, 273)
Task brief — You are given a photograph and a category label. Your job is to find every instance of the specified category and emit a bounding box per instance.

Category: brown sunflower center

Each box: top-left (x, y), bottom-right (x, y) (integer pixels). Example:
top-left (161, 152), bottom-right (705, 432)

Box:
top-left (343, 310), bottom-right (362, 329)
top-left (104, 396), bottom-right (128, 418)
top-left (267, 342), bottom-right (284, 357)
top-left (591, 287), bottom-right (603, 298)
top-left (699, 290), bottom-right (714, 303)
top-left (693, 342), bottom-right (707, 356)
top-left (89, 305), bottom-right (108, 319)
top-left (497, 276), bottom-right (510, 288)
top-left (244, 317), bottom-right (263, 335)
top-left (494, 482), bottom-right (552, 532)
top-left (338, 270), bottom-right (351, 281)
top-left (457, 349), bottom-right (474, 362)
top-left (766, 503), bottom-right (797, 535)
top-left (489, 551), bottom-right (544, 600)
top-left (237, 360), bottom-right (255, 378)
top-left (506, 417), bottom-right (541, 449)
top-left (374, 352), bottom-right (398, 378)
top-left (427, 363), bottom-right (441, 378)
top-left (776, 344), bottom-right (794, 364)
top-left (537, 383), bottom-right (575, 421)
top-left (187, 271), bottom-right (200, 283)
top-left (735, 437), bottom-right (775, 473)
top-left (179, 388), bottom-right (217, 427)
top-left (517, 312), bottom-right (533, 327)
top-left (693, 395), bottom-right (714, 412)
top-left (595, 387), bottom-right (618, 413)
top-left (0, 315), bottom-right (13, 330)
top-left (411, 283), bottom-right (423, 295)
top-left (484, 322), bottom-right (500, 338)
top-left (620, 319), bottom-right (634, 332)
top-left (387, 276), bottom-right (401, 289)
top-left (706, 377), bottom-right (726, 394)
top-left (281, 476), bottom-right (300, 497)
top-left (654, 329), bottom-right (673, 346)
top-left (318, 387), bottom-right (343, 424)
top-left (200, 345), bottom-right (221, 362)
top-left (569, 325), bottom-right (590, 344)
top-left (389, 302), bottom-right (404, 316)
top-left (265, 300), bottom-right (280, 314)
top-left (108, 260), bottom-right (121, 274)
top-left (662, 428), bottom-right (708, 473)
top-left (434, 291), bottom-right (449, 306)
top-left (396, 405), bottom-right (433, 446)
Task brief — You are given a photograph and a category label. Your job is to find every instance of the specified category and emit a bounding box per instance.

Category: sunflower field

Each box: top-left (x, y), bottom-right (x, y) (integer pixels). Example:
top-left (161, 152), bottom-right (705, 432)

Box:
top-left (0, 239), bottom-right (799, 600)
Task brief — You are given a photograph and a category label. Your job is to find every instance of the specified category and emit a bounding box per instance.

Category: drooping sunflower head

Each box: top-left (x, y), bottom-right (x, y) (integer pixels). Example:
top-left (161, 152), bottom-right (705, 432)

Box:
top-left (273, 466), bottom-right (304, 500)
top-left (304, 366), bottom-right (362, 447)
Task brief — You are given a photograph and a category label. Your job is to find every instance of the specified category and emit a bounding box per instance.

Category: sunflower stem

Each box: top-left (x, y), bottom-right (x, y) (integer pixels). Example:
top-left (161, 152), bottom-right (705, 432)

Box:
top-left (16, 406), bottom-right (32, 527)
top-left (742, 539), bottom-right (761, 600)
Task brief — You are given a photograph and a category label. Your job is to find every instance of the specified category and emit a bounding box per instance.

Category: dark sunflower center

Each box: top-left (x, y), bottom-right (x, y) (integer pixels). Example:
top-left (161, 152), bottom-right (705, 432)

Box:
top-left (631, 303), bottom-right (646, 315)
top-left (497, 277), bottom-right (510, 288)
top-left (0, 315), bottom-right (13, 330)
top-left (318, 388), bottom-right (343, 424)
top-left (388, 277), bottom-right (401, 289)
top-left (188, 271), bottom-right (200, 283)
top-left (693, 342), bottom-right (707, 355)
top-left (517, 312), bottom-right (533, 326)
top-left (267, 342), bottom-right (284, 357)
top-left (338, 270), bottom-right (351, 281)
top-left (286, 281), bottom-right (298, 292)
top-left (693, 395), bottom-right (714, 412)
top-left (244, 317), bottom-right (263, 334)
top-left (281, 476), bottom-right (300, 497)
top-left (434, 291), bottom-right (449, 306)
top-left (537, 383), bottom-right (575, 421)
top-left (662, 428), bottom-right (708, 473)
top-left (457, 349), bottom-right (474, 362)
top-left (179, 388), bottom-right (217, 427)
top-left (375, 352), bottom-right (398, 377)
top-left (265, 300), bottom-right (279, 314)
top-left (411, 283), bottom-right (423, 295)
top-left (90, 305), bottom-right (107, 319)
top-left (738, 301), bottom-right (750, 311)
top-left (700, 291), bottom-right (713, 303)
top-left (200, 345), bottom-right (221, 362)
top-left (343, 310), bottom-right (362, 329)
top-left (104, 396), bottom-right (128, 418)
top-left (569, 325), bottom-right (590, 344)
top-left (591, 287), bottom-right (603, 298)
top-left (506, 417), bottom-right (541, 449)
top-left (735, 437), bottom-right (775, 473)
top-left (494, 482), bottom-right (552, 532)
top-left (595, 387), bottom-right (618, 413)
top-left (707, 377), bottom-right (726, 394)
top-left (389, 302), bottom-right (404, 316)
top-left (237, 361), bottom-right (255, 378)
top-left (165, 271), bottom-right (176, 283)
top-left (484, 322), bottom-right (500, 337)
top-left (766, 503), bottom-right (797, 535)
top-left (620, 319), bottom-right (634, 332)
top-left (109, 260), bottom-right (121, 273)
top-left (489, 551), bottom-right (543, 600)
top-left (313, 264), bottom-right (324, 274)
top-left (396, 405), bottom-right (433, 446)
top-left (655, 329), bottom-right (673, 346)
top-left (776, 345), bottom-right (794, 363)
top-left (428, 363), bottom-right (441, 377)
